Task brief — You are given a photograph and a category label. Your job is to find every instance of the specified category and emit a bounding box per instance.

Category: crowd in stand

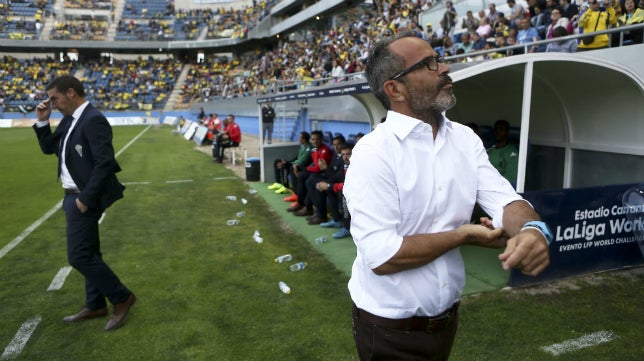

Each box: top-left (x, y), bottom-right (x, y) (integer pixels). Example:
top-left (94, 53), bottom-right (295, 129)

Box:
top-left (1, 0), bottom-right (273, 42)
top-left (173, 0), bottom-right (644, 105)
top-left (0, 55), bottom-right (182, 112)
top-left (0, 55), bottom-right (79, 111)
top-left (2, 0), bottom-right (642, 112)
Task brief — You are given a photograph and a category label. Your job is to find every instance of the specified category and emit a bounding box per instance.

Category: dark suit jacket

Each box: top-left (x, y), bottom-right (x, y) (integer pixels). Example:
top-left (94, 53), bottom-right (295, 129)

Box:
top-left (34, 103), bottom-right (125, 210)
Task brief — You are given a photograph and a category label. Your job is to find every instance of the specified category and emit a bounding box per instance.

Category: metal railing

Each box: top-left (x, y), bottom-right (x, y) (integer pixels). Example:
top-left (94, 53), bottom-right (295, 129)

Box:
top-left (265, 23), bottom-right (643, 94)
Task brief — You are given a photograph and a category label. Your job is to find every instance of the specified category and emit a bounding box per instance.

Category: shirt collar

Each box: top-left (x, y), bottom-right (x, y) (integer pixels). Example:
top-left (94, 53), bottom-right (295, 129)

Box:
top-left (385, 110), bottom-right (452, 140)
top-left (71, 101), bottom-right (90, 121)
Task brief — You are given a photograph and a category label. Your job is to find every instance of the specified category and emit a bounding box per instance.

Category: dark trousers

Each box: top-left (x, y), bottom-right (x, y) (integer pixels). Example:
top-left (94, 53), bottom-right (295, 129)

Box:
top-left (213, 135), bottom-right (239, 160)
top-left (306, 173), bottom-right (328, 217)
top-left (273, 159), bottom-right (292, 187)
top-left (63, 194), bottom-right (130, 310)
top-left (340, 193), bottom-right (350, 229)
top-left (327, 190), bottom-right (343, 222)
top-left (352, 306), bottom-right (459, 361)
top-left (295, 170), bottom-right (313, 208)
top-left (263, 122), bottom-right (273, 143)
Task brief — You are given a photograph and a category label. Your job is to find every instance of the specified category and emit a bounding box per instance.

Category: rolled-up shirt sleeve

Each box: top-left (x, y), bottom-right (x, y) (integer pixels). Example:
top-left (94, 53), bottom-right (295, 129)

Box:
top-left (345, 142), bottom-right (403, 270)
top-left (474, 136), bottom-right (525, 228)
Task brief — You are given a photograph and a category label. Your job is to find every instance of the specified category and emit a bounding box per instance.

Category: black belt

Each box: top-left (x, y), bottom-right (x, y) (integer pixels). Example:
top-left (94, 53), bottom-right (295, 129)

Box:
top-left (352, 302), bottom-right (459, 332)
top-left (64, 188), bottom-right (80, 195)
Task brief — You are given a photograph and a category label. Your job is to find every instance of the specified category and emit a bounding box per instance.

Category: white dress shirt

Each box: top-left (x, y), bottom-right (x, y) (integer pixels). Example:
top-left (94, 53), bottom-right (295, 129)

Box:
top-left (344, 111), bottom-right (523, 319)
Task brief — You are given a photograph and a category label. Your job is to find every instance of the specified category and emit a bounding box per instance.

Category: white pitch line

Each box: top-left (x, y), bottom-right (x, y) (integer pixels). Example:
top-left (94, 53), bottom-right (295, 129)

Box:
top-left (166, 179), bottom-right (194, 183)
top-left (115, 125), bottom-right (151, 158)
top-left (47, 266), bottom-right (73, 291)
top-left (213, 177), bottom-right (238, 181)
top-left (0, 201), bottom-right (62, 260)
top-left (0, 126), bottom-right (148, 261)
top-left (541, 330), bottom-right (617, 356)
top-left (1, 316), bottom-right (42, 360)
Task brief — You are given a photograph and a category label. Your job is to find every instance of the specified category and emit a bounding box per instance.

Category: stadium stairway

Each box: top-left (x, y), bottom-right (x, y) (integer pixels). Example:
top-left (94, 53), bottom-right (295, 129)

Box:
top-left (107, 0), bottom-right (127, 41)
top-left (164, 64), bottom-right (192, 112)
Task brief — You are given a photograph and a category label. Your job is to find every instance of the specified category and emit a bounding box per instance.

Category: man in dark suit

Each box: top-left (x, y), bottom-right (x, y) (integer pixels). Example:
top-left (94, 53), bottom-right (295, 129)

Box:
top-left (34, 75), bottom-right (136, 332)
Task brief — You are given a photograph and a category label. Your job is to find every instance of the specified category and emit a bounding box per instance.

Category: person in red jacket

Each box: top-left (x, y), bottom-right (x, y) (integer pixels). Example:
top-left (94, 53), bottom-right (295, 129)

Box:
top-left (213, 114), bottom-right (241, 162)
top-left (287, 130), bottom-right (332, 216)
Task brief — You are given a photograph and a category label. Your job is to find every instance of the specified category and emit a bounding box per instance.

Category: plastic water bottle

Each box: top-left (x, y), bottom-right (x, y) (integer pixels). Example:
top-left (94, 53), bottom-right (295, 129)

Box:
top-left (278, 281), bottom-right (291, 294)
top-left (315, 236), bottom-right (327, 244)
top-left (236, 211), bottom-right (246, 218)
top-left (275, 254), bottom-right (293, 263)
top-left (289, 262), bottom-right (307, 272)
top-left (253, 235), bottom-right (264, 243)
top-left (226, 219), bottom-right (239, 226)
top-left (225, 195), bottom-right (237, 201)
top-left (241, 198), bottom-right (248, 205)
top-left (248, 189), bottom-right (258, 195)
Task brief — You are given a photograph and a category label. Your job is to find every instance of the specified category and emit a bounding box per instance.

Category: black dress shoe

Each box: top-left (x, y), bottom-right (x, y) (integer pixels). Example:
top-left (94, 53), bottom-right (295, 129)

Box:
top-left (294, 208), bottom-right (314, 217)
top-left (105, 293), bottom-right (137, 331)
top-left (308, 216), bottom-right (328, 225)
top-left (63, 306), bottom-right (108, 323)
top-left (287, 204), bottom-right (304, 212)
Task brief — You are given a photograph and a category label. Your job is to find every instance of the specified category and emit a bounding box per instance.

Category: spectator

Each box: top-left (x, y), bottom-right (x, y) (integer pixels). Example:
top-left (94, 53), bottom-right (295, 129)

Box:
top-left (425, 22), bottom-right (439, 46)
top-left (517, 18), bottom-right (542, 52)
top-left (494, 13), bottom-right (511, 35)
top-left (288, 130), bottom-right (332, 216)
top-left (440, 34), bottom-right (459, 56)
top-left (488, 3), bottom-right (502, 25)
top-left (560, 0), bottom-right (579, 21)
top-left (477, 17), bottom-right (493, 38)
top-left (546, 26), bottom-right (578, 51)
top-left (461, 10), bottom-right (480, 32)
top-left (331, 59), bottom-right (346, 81)
top-left (458, 32), bottom-right (474, 53)
top-left (505, 30), bottom-right (526, 55)
top-left (507, 0), bottom-right (526, 27)
top-left (261, 101), bottom-right (276, 144)
top-left (269, 131), bottom-right (312, 198)
top-left (546, 8), bottom-right (570, 38)
top-left (470, 31), bottom-right (488, 51)
top-left (487, 120), bottom-right (519, 186)
top-left (530, 5), bottom-right (548, 30)
top-left (617, 0), bottom-right (644, 44)
top-left (578, 0), bottom-right (617, 51)
top-left (440, 1), bottom-right (458, 37)
top-left (544, 0), bottom-right (560, 24)
top-left (212, 114), bottom-right (241, 163)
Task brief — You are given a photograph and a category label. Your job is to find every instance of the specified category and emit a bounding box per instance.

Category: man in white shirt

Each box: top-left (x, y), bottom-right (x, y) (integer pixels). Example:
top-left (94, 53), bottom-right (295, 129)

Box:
top-left (345, 31), bottom-right (551, 360)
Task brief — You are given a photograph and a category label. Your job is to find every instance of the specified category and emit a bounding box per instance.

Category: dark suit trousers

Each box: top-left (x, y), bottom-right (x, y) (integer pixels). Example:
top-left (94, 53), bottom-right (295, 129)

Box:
top-left (296, 170), bottom-right (313, 208)
top-left (63, 194), bottom-right (130, 309)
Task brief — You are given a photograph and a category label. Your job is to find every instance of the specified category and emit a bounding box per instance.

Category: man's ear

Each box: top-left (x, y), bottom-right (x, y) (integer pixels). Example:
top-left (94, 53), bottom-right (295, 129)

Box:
top-left (383, 79), bottom-right (406, 105)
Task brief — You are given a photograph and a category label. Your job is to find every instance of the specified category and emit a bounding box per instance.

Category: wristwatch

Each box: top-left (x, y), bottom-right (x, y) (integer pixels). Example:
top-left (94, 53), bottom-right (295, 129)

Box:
top-left (521, 221), bottom-right (553, 245)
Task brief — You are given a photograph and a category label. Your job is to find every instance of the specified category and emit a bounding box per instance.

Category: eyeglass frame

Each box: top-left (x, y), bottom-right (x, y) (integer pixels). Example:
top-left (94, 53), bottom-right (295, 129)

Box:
top-left (389, 55), bottom-right (445, 81)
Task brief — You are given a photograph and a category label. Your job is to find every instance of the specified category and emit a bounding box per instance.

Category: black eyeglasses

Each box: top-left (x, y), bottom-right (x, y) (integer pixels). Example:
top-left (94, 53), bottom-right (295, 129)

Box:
top-left (389, 56), bottom-right (445, 81)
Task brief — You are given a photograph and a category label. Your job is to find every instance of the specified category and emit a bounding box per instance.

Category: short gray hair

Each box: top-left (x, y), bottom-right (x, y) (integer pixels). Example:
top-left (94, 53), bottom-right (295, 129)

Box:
top-left (365, 31), bottom-right (418, 110)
